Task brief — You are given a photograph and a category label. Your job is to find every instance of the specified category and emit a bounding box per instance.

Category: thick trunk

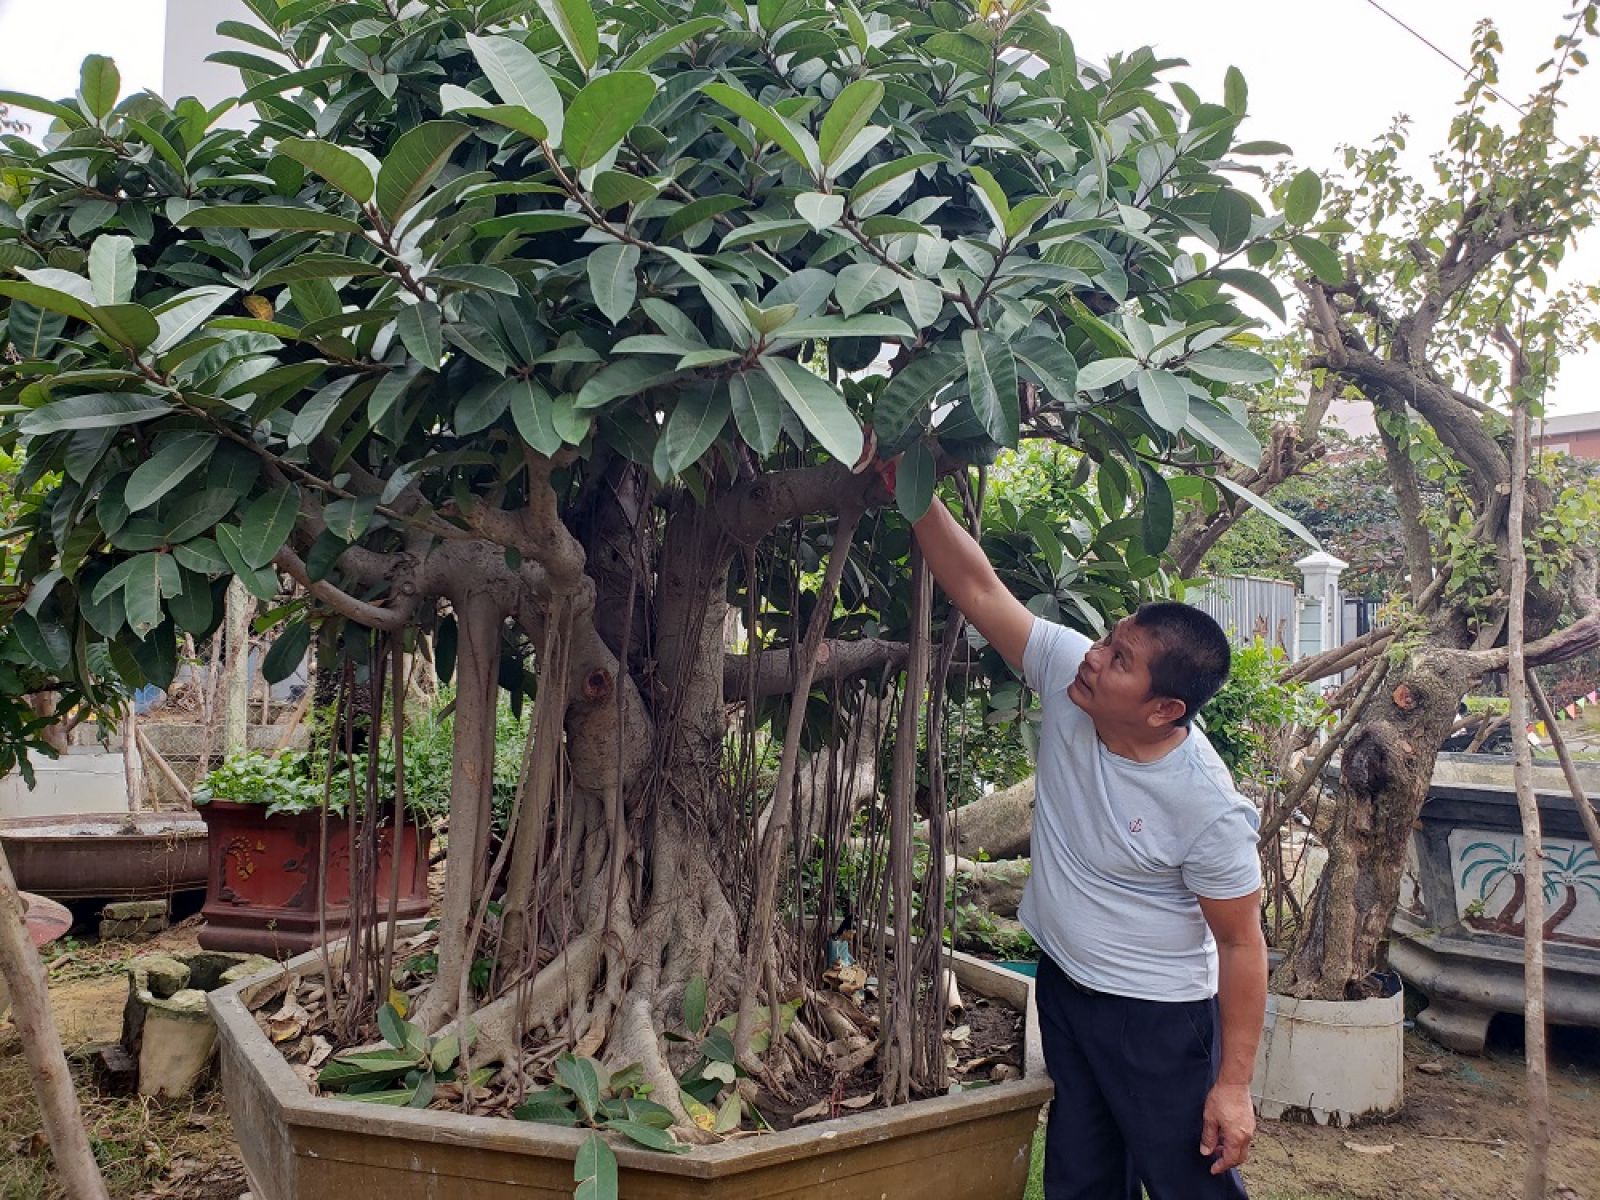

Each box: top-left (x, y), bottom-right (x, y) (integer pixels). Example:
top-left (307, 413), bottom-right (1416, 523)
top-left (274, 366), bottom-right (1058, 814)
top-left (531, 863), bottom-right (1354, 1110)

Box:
top-left (920, 776), bottom-right (1035, 862)
top-left (221, 578), bottom-right (255, 757)
top-left (1271, 648), bottom-right (1475, 1000)
top-left (0, 847), bottom-right (110, 1200)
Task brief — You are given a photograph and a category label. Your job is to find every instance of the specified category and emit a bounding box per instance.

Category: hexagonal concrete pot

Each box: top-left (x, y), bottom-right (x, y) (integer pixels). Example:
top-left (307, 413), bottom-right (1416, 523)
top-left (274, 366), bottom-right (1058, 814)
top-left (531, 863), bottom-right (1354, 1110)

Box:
top-left (210, 945), bottom-right (1051, 1200)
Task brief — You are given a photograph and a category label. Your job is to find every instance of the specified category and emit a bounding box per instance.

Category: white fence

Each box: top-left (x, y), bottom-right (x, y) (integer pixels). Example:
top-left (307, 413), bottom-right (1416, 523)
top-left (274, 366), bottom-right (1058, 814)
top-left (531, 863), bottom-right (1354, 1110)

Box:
top-left (1191, 576), bottom-right (1301, 657)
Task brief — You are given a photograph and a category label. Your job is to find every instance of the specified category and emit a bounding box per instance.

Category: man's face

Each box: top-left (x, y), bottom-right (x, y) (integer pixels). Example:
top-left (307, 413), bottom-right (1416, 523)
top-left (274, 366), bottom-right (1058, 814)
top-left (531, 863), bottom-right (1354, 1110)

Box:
top-left (1067, 618), bottom-right (1184, 731)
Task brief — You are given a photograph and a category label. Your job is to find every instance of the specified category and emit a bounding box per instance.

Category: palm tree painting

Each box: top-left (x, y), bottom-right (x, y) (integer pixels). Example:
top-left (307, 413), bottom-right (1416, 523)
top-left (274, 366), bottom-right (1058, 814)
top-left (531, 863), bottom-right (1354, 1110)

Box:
top-left (1459, 837), bottom-right (1600, 947)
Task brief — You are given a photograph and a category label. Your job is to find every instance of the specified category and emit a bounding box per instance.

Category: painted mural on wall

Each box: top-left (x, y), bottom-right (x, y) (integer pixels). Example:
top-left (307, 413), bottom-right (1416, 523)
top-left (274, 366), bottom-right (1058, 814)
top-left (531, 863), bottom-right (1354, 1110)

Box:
top-left (1450, 830), bottom-right (1600, 948)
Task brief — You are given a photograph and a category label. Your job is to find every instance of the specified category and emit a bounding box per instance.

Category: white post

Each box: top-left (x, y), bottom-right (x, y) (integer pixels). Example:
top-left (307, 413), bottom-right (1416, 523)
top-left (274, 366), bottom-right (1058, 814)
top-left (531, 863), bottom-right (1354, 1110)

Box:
top-left (1296, 551), bottom-right (1350, 683)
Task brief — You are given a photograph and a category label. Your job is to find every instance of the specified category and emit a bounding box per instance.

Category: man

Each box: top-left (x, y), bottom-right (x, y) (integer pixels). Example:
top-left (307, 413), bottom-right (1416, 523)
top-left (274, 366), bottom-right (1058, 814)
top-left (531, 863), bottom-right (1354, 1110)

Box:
top-left (906, 487), bottom-right (1267, 1199)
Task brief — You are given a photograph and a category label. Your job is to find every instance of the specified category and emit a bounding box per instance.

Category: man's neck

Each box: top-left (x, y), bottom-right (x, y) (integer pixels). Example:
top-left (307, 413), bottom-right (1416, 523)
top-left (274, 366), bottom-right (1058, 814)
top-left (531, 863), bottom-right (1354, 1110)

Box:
top-left (1095, 721), bottom-right (1189, 763)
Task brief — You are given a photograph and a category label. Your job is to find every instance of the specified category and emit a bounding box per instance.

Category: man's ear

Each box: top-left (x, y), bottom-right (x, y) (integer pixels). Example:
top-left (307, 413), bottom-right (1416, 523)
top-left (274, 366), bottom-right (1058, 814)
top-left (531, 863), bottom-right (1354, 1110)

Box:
top-left (1145, 697), bottom-right (1187, 728)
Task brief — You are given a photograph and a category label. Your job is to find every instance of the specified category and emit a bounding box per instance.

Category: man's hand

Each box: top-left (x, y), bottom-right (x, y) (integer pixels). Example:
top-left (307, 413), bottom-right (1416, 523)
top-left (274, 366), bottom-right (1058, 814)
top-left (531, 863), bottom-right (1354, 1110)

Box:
top-left (1200, 1081), bottom-right (1255, 1174)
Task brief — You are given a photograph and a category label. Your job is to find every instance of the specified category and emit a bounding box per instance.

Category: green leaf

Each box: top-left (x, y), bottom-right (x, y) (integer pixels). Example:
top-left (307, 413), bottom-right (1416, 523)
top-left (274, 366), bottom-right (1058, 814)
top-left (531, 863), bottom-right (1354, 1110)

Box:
top-left (397, 301), bottom-right (443, 370)
top-left (819, 78), bottom-right (883, 168)
top-left (575, 1133), bottom-right (620, 1200)
top-left (875, 350), bottom-right (961, 446)
top-left (1075, 356), bottom-right (1139, 392)
top-left (1289, 235), bottom-right (1344, 284)
top-left (239, 485), bottom-right (301, 568)
top-left (263, 619), bottom-right (311, 683)
top-left (962, 329), bottom-right (1018, 445)
top-left (588, 242), bottom-right (639, 325)
top-left (619, 17), bottom-right (724, 70)
top-left (537, 0), bottom-right (599, 71)
top-left (0, 89), bottom-right (87, 129)
top-left (1185, 399), bottom-right (1262, 463)
top-left (682, 976), bottom-right (708, 1032)
top-left (257, 254), bottom-right (385, 288)
top-left (833, 264), bottom-right (898, 316)
top-left (760, 356), bottom-right (863, 464)
top-left (79, 54), bottom-right (121, 120)
top-left (173, 538), bottom-right (229, 576)
top-left (88, 235), bottom-right (137, 305)
top-left (19, 392), bottom-right (169, 436)
top-left (1212, 268), bottom-right (1285, 321)
top-left (604, 1120), bottom-right (690, 1154)
top-left (276, 138), bottom-right (376, 205)
top-left (123, 553), bottom-right (163, 639)
top-left (290, 375), bottom-right (361, 446)
top-left (473, 211), bottom-right (589, 237)
top-left (317, 1051), bottom-right (420, 1090)
top-left (1223, 65), bottom-right (1248, 116)
top-left (153, 286), bottom-right (236, 353)
top-left (895, 439), bottom-right (935, 521)
top-left (377, 121), bottom-right (470, 223)
top-left (1284, 169), bottom-right (1322, 227)
top-left (1216, 476), bottom-right (1321, 551)
top-left (795, 191), bottom-right (844, 232)
top-left (17, 267), bottom-right (96, 307)
top-left (702, 83), bottom-right (819, 174)
top-left (165, 491), bottom-right (241, 545)
top-left (178, 204), bottom-right (365, 234)
top-left (1139, 465), bottom-right (1174, 554)
top-left (1184, 346), bottom-right (1275, 385)
top-left (466, 33), bottom-right (565, 146)
top-left (508, 379), bottom-right (562, 454)
top-left (322, 495), bottom-right (377, 541)
top-left (126, 432), bottom-right (217, 511)
top-left (966, 164), bottom-right (1011, 232)
top-left (659, 247), bottom-right (754, 343)
top-left (663, 385), bottom-right (729, 471)
top-left (562, 73), bottom-right (656, 170)
top-left (556, 1056), bottom-right (603, 1123)
top-left (1207, 189), bottom-right (1253, 253)
top-left (169, 570), bottom-right (215, 634)
top-left (1014, 339), bottom-right (1078, 407)
top-left (88, 304), bottom-right (160, 352)
top-left (726, 373), bottom-right (782, 454)
top-left (439, 85), bottom-right (548, 142)
top-left (1134, 368), bottom-right (1189, 433)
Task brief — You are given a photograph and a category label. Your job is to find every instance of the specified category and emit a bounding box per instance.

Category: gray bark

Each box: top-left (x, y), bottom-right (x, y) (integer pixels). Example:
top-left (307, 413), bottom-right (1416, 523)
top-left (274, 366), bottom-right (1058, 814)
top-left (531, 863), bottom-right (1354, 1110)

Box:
top-left (921, 776), bottom-right (1035, 862)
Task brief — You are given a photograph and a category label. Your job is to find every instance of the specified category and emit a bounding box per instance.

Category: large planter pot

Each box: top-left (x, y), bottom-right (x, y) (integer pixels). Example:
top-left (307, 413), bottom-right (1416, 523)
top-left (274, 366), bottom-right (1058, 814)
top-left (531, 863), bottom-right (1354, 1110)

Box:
top-left (0, 813), bottom-right (209, 900)
top-left (196, 801), bottom-right (430, 958)
top-left (210, 944), bottom-right (1052, 1199)
top-left (1251, 975), bottom-right (1404, 1127)
top-left (1390, 752), bottom-right (1600, 1053)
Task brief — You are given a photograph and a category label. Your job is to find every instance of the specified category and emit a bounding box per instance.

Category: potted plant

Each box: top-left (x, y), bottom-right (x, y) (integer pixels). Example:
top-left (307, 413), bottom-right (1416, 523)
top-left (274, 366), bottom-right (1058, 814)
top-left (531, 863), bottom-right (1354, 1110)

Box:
top-left (0, 0), bottom-right (1325, 1192)
top-left (192, 749), bottom-right (430, 958)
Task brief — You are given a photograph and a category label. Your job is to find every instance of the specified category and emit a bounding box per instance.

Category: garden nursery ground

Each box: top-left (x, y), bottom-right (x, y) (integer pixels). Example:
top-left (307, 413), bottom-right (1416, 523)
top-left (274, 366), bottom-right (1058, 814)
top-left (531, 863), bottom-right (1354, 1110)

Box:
top-left (1, 920), bottom-right (1596, 1200)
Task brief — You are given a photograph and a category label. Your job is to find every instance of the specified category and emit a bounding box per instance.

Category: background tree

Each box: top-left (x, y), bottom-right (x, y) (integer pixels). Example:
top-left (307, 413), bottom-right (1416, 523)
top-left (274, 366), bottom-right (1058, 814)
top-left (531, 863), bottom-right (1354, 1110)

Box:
top-left (0, 0), bottom-right (1321, 1135)
top-left (1269, 13), bottom-right (1600, 1000)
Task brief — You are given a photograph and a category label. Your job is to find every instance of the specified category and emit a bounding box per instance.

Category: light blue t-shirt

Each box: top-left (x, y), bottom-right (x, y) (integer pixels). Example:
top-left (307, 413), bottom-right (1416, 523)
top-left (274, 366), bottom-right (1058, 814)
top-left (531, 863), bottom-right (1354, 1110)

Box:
top-left (1017, 618), bottom-right (1261, 1001)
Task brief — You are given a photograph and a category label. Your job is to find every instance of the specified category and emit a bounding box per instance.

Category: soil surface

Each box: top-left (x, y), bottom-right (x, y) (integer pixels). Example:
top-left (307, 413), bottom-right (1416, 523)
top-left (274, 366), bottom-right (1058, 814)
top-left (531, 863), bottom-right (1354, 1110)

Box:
top-left (1243, 1023), bottom-right (1600, 1199)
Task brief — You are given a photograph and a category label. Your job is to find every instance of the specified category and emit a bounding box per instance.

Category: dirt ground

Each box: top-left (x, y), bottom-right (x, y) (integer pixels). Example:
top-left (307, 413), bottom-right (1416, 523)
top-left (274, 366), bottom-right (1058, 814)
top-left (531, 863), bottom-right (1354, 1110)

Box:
top-left (5, 919), bottom-right (1600, 1199)
top-left (1244, 1023), bottom-right (1599, 1199)
top-left (1, 922), bottom-right (247, 1200)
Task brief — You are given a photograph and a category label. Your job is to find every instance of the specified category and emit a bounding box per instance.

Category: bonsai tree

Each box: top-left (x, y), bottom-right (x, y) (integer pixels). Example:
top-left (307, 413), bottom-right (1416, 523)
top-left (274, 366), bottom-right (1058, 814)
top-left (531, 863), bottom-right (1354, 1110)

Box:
top-left (0, 0), bottom-right (1319, 1134)
top-left (1268, 15), bottom-right (1600, 1000)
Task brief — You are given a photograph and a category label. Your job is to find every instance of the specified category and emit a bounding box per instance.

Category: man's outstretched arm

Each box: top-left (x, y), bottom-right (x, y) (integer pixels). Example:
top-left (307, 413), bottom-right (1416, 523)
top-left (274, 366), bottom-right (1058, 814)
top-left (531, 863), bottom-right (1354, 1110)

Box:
top-left (910, 500), bottom-right (1035, 669)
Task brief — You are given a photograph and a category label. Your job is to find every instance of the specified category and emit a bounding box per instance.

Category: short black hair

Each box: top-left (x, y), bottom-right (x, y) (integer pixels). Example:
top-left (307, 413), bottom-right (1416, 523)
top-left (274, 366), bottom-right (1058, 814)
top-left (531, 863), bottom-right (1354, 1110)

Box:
top-left (1130, 602), bottom-right (1232, 728)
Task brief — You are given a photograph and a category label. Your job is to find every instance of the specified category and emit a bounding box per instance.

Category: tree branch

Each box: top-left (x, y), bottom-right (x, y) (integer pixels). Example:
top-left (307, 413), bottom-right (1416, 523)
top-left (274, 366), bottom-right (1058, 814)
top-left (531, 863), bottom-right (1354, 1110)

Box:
top-left (716, 464), bottom-right (878, 545)
top-left (275, 545), bottom-right (409, 632)
top-left (724, 637), bottom-right (908, 700)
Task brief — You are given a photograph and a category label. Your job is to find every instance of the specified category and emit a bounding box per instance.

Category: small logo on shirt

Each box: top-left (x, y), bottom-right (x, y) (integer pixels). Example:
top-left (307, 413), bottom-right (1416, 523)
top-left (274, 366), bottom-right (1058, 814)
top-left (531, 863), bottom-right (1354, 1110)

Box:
top-left (1128, 818), bottom-right (1144, 834)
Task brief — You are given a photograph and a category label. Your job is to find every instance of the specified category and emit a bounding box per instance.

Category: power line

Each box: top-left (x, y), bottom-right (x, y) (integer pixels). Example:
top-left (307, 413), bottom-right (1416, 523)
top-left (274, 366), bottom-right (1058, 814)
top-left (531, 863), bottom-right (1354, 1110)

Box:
top-left (1358, 0), bottom-right (1534, 120)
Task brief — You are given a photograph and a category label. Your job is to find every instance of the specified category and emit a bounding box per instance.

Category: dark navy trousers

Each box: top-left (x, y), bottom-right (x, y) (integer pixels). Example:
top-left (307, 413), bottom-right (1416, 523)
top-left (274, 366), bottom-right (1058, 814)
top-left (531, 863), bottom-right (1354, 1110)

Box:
top-left (1037, 955), bottom-right (1249, 1199)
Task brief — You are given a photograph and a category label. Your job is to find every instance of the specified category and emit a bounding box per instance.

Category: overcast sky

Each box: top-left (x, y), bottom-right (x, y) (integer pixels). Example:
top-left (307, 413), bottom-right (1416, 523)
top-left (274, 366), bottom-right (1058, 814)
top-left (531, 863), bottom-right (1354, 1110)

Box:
top-left (0, 0), bottom-right (1595, 415)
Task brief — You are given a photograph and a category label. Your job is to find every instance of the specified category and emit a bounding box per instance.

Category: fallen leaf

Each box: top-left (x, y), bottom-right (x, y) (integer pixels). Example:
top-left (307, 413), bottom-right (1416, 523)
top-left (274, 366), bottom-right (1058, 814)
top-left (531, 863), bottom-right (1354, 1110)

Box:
top-left (946, 1024), bottom-right (972, 1043)
top-left (1343, 1140), bottom-right (1395, 1155)
top-left (307, 1036), bottom-right (334, 1069)
top-left (792, 1099), bottom-right (831, 1123)
top-left (838, 1093), bottom-right (875, 1109)
top-left (1416, 1062), bottom-right (1445, 1075)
